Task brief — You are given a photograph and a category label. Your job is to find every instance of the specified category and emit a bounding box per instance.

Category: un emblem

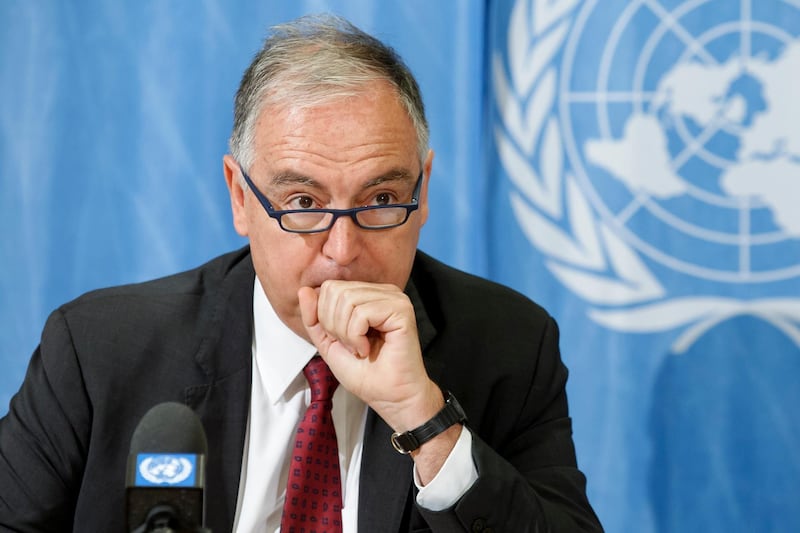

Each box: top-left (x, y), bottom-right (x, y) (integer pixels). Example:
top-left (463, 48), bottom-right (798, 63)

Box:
top-left (493, 0), bottom-right (800, 352)
top-left (138, 454), bottom-right (195, 486)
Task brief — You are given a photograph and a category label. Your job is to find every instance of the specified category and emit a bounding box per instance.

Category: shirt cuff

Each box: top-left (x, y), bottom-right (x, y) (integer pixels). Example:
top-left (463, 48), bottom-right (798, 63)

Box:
top-left (413, 426), bottom-right (478, 511)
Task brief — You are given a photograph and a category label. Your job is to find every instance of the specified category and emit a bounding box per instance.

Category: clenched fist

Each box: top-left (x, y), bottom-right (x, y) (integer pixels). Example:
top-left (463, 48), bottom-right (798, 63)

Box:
top-left (298, 280), bottom-right (442, 434)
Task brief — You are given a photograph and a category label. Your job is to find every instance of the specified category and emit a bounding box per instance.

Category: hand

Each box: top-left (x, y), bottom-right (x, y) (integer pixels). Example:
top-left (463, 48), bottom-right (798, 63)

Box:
top-left (297, 280), bottom-right (442, 433)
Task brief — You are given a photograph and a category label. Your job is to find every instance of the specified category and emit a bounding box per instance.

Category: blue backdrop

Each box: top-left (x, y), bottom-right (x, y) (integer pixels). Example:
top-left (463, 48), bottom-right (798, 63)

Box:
top-left (2, 1), bottom-right (799, 532)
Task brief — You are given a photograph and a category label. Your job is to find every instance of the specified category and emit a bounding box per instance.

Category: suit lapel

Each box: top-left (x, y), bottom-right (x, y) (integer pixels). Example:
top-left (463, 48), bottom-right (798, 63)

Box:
top-left (358, 410), bottom-right (414, 533)
top-left (184, 249), bottom-right (255, 533)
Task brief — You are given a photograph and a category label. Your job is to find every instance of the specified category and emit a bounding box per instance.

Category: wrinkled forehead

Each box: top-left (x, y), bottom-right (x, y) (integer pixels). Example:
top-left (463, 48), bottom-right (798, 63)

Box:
top-left (252, 83), bottom-right (419, 159)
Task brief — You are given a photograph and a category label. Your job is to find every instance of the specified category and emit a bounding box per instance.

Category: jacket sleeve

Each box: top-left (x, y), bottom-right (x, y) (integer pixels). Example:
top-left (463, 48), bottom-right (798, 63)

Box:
top-left (417, 317), bottom-right (604, 532)
top-left (0, 308), bottom-right (90, 532)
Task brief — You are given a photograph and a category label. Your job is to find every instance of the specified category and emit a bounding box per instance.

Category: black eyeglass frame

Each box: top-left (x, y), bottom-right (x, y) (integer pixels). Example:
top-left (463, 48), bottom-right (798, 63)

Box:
top-left (239, 166), bottom-right (424, 234)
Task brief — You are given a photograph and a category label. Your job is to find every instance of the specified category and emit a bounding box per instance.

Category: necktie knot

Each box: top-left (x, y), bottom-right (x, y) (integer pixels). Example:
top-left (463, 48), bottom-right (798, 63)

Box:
top-left (304, 356), bottom-right (339, 402)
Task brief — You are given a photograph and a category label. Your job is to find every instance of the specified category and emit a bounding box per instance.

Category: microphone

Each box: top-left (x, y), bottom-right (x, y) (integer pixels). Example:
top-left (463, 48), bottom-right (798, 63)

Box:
top-left (126, 402), bottom-right (211, 533)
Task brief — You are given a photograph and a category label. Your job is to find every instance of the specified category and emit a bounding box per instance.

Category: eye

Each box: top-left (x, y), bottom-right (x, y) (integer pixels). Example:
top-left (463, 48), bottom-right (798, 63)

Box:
top-left (287, 195), bottom-right (316, 210)
top-left (374, 192), bottom-right (394, 206)
top-left (366, 189), bottom-right (403, 207)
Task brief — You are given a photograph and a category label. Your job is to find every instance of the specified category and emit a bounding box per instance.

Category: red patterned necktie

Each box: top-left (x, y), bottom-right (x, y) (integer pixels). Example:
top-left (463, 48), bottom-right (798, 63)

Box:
top-left (281, 356), bottom-right (343, 533)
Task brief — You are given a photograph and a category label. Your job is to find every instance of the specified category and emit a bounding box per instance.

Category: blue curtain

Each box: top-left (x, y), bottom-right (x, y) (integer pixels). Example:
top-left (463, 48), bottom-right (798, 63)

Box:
top-left (2, 1), bottom-right (799, 531)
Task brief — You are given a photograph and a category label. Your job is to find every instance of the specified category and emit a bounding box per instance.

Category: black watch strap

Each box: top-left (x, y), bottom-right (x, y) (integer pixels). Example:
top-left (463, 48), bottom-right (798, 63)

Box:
top-left (390, 391), bottom-right (467, 454)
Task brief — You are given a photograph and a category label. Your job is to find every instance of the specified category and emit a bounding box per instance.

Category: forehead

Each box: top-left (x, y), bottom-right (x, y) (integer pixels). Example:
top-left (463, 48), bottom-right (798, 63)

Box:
top-left (251, 81), bottom-right (419, 176)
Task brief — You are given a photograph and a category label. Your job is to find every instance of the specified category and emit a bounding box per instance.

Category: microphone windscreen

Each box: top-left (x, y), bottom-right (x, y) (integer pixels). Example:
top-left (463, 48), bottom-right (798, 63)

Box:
top-left (129, 402), bottom-right (208, 456)
top-left (126, 402), bottom-right (208, 531)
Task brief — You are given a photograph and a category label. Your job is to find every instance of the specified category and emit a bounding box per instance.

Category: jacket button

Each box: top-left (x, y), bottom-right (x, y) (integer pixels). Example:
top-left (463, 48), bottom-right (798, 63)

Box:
top-left (472, 518), bottom-right (486, 531)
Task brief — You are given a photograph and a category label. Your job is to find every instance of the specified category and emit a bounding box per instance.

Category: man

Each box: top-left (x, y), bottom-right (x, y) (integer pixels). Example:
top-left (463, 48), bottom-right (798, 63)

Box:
top-left (0, 14), bottom-right (602, 533)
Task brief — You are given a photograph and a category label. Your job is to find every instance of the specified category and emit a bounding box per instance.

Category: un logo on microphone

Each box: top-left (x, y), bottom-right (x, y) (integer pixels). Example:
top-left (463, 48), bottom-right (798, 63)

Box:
top-left (136, 454), bottom-right (197, 487)
top-left (493, 0), bottom-right (800, 352)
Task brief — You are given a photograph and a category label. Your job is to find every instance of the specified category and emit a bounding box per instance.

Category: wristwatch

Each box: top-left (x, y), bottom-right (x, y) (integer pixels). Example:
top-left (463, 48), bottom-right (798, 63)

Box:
top-left (390, 391), bottom-right (467, 454)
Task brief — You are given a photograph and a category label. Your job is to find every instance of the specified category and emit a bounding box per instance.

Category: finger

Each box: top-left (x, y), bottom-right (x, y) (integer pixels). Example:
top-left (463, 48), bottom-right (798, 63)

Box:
top-left (323, 283), bottom-right (415, 358)
top-left (344, 302), bottom-right (377, 359)
top-left (318, 282), bottom-right (393, 356)
top-left (316, 281), bottom-right (365, 355)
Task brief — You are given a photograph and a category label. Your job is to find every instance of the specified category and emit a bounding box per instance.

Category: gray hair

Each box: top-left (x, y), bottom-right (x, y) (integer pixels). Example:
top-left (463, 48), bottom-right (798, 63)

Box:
top-left (229, 14), bottom-right (430, 172)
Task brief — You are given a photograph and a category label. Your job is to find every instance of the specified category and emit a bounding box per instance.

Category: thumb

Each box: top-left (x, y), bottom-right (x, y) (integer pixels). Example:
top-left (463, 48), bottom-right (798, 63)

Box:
top-left (298, 286), bottom-right (325, 348)
top-left (297, 286), bottom-right (318, 327)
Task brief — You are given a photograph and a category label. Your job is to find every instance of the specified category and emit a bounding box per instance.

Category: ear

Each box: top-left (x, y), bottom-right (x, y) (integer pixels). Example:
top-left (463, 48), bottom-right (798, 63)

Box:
top-left (419, 149), bottom-right (434, 226)
top-left (223, 154), bottom-right (250, 237)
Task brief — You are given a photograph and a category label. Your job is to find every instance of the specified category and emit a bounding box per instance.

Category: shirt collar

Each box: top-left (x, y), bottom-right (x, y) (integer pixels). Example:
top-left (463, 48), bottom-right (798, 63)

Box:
top-left (252, 277), bottom-right (318, 404)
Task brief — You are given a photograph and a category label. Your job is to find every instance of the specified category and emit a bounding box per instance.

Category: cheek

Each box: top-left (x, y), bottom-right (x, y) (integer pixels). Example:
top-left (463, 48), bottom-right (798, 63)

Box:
top-left (249, 221), bottom-right (290, 276)
top-left (369, 230), bottom-right (420, 283)
top-left (251, 234), bottom-right (317, 318)
top-left (253, 230), bottom-right (310, 282)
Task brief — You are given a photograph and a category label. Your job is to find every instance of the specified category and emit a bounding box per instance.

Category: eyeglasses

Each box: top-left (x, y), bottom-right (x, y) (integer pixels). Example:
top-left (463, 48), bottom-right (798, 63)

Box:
top-left (239, 167), bottom-right (423, 234)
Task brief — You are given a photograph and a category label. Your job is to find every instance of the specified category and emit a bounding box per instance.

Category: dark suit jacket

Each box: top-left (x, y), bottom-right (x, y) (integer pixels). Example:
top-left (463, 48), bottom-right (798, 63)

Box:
top-left (0, 247), bottom-right (601, 532)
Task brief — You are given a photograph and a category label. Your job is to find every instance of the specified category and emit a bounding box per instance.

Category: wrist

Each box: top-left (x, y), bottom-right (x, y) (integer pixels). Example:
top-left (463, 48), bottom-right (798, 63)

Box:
top-left (411, 423), bottom-right (465, 487)
top-left (375, 380), bottom-right (443, 432)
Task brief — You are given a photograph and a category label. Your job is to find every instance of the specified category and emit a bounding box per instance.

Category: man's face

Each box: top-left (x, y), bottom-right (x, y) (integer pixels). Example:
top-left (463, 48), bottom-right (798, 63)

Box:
top-left (224, 80), bottom-right (431, 340)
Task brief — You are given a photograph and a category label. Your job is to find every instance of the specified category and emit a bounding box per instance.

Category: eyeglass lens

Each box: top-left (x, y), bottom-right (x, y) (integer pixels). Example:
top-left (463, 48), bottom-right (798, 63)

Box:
top-left (280, 207), bottom-right (410, 231)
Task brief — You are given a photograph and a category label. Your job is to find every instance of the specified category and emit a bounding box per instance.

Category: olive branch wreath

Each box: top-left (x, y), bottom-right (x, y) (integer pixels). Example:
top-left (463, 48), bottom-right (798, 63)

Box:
top-left (492, 0), bottom-right (800, 352)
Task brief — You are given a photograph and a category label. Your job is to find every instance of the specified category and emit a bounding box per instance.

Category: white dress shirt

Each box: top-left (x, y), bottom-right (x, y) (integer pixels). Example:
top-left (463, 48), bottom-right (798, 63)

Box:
top-left (232, 279), bottom-right (477, 533)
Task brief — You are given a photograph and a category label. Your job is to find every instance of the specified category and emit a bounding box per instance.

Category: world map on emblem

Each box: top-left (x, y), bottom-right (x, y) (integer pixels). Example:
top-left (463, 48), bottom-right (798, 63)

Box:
top-left (138, 454), bottom-right (194, 485)
top-left (560, 0), bottom-right (800, 283)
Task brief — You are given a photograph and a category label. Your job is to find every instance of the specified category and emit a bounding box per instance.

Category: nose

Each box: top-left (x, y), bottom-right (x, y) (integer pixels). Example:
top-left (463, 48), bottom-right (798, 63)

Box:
top-left (320, 213), bottom-right (363, 266)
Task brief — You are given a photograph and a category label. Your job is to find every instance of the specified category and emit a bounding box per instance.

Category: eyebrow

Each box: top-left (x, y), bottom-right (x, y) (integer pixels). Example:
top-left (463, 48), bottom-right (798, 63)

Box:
top-left (362, 169), bottom-right (415, 189)
top-left (270, 171), bottom-right (318, 187)
top-left (269, 168), bottom-right (416, 191)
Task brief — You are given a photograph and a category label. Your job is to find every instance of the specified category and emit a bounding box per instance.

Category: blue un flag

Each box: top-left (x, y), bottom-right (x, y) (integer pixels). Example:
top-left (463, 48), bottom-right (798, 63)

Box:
top-left (488, 1), bottom-right (800, 531)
